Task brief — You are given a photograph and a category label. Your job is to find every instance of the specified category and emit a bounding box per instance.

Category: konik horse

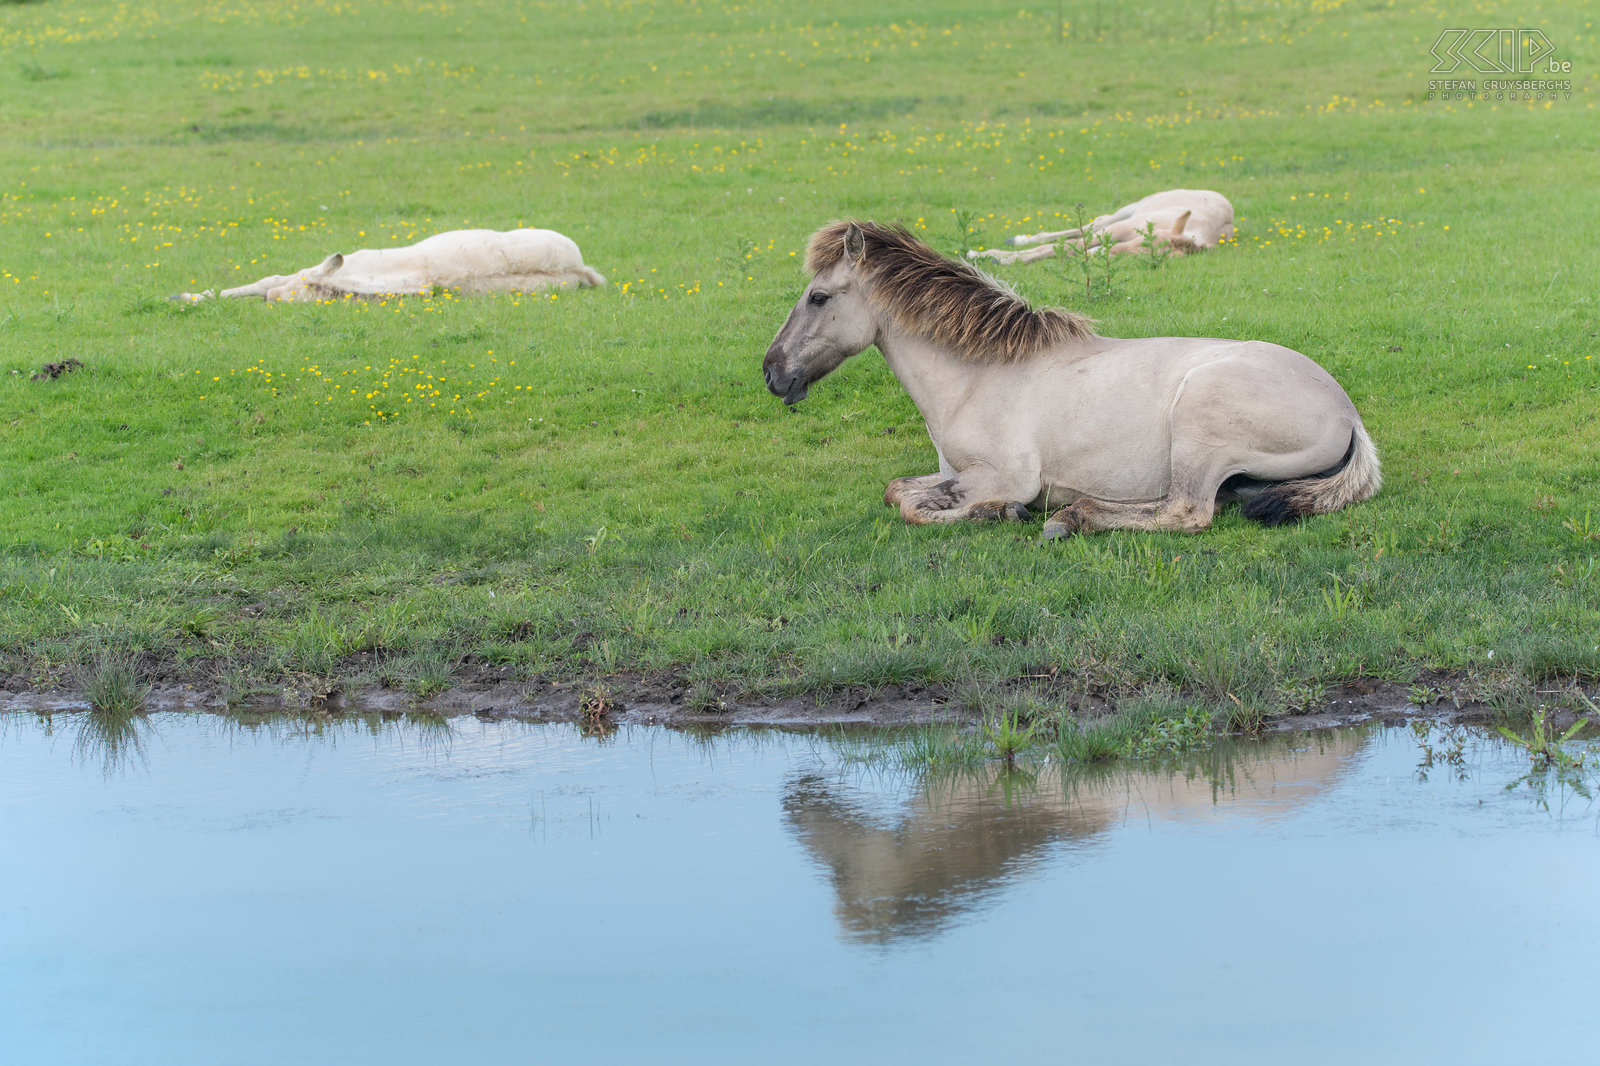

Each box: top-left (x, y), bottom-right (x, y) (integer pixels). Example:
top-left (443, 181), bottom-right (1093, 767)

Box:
top-left (763, 221), bottom-right (1379, 538)
top-left (969, 189), bottom-right (1234, 266)
top-left (176, 227), bottom-right (605, 303)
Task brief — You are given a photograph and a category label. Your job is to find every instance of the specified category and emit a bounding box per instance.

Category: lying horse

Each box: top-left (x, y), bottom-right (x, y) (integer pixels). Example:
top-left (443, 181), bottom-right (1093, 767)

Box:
top-left (969, 189), bottom-right (1234, 266)
top-left (176, 227), bottom-right (605, 303)
top-left (764, 221), bottom-right (1379, 537)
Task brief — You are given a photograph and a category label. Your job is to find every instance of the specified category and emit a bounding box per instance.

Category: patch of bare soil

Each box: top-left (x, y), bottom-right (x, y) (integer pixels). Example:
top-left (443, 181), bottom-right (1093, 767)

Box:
top-left (2, 658), bottom-right (1588, 733)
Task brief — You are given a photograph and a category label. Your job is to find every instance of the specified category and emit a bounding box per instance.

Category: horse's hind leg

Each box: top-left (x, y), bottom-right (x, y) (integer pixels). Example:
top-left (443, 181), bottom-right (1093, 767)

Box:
top-left (1042, 449), bottom-right (1232, 538)
top-left (967, 243), bottom-right (1062, 266)
top-left (1042, 496), bottom-right (1216, 538)
top-left (1003, 226), bottom-right (1085, 249)
top-left (886, 469), bottom-right (1039, 525)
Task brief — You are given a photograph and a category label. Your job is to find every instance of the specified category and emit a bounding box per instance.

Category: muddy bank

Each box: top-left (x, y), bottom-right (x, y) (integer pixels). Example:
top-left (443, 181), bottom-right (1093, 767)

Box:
top-left (2, 659), bottom-right (1587, 733)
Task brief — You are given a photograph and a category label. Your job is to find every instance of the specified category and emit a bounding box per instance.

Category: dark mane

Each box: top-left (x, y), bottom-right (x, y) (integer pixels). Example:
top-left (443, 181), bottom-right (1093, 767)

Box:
top-left (805, 220), bottom-right (1096, 363)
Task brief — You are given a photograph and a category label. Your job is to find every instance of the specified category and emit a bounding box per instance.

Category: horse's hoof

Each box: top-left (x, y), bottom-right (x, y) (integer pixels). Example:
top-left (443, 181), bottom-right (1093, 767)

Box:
top-left (969, 499), bottom-right (1031, 522)
top-left (1041, 509), bottom-right (1084, 539)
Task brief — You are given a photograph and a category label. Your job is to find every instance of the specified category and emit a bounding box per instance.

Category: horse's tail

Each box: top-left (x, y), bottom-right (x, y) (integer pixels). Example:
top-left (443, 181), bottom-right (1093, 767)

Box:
top-left (1240, 421), bottom-right (1382, 526)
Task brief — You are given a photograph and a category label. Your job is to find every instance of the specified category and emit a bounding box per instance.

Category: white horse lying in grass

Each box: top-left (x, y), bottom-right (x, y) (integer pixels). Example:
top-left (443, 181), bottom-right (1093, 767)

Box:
top-left (176, 227), bottom-right (605, 303)
top-left (969, 189), bottom-right (1234, 266)
top-left (764, 221), bottom-right (1379, 538)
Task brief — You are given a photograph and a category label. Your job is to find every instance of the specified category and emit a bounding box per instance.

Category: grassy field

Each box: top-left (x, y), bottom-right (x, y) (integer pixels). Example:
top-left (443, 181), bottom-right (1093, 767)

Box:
top-left (2, 0), bottom-right (1597, 727)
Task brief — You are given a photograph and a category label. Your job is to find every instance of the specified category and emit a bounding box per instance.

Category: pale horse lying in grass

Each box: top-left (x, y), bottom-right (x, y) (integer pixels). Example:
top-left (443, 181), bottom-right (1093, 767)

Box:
top-left (968, 189), bottom-right (1234, 266)
top-left (175, 227), bottom-right (605, 303)
top-left (763, 221), bottom-right (1379, 538)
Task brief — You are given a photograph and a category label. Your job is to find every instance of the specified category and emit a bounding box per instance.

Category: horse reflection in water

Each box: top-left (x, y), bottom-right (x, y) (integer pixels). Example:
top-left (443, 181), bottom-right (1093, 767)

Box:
top-left (782, 729), bottom-right (1370, 944)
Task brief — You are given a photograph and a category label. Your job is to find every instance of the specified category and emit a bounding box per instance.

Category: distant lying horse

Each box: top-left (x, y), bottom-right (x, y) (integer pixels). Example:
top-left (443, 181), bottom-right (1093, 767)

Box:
top-left (764, 221), bottom-right (1379, 537)
top-left (176, 227), bottom-right (605, 303)
top-left (969, 189), bottom-right (1234, 266)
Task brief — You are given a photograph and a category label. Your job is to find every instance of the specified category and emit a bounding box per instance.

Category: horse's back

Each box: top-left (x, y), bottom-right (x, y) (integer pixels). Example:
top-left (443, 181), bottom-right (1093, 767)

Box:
top-left (339, 228), bottom-right (585, 287)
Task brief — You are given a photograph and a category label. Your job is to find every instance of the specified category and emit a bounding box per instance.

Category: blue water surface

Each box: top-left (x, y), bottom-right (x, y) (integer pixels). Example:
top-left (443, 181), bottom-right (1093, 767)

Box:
top-left (2, 714), bottom-right (1596, 1065)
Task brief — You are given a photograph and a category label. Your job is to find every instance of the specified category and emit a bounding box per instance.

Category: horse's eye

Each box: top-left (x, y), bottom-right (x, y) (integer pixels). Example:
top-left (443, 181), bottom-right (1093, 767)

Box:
top-left (808, 291), bottom-right (831, 307)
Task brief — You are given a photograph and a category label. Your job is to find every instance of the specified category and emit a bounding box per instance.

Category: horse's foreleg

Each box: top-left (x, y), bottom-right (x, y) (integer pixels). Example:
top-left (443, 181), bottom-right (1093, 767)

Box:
top-left (886, 470), bottom-right (1037, 525)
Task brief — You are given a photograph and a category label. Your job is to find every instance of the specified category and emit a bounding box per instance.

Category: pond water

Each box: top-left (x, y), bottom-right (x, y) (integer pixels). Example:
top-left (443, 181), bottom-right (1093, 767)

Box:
top-left (3, 713), bottom-right (1597, 1065)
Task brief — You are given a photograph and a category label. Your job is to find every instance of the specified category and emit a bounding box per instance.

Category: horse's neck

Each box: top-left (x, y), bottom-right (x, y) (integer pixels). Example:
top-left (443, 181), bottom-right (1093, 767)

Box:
top-left (873, 326), bottom-right (986, 441)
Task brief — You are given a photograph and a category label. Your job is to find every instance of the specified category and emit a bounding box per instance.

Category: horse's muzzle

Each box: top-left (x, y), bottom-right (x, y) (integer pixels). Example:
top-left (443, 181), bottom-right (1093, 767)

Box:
top-left (763, 352), bottom-right (809, 405)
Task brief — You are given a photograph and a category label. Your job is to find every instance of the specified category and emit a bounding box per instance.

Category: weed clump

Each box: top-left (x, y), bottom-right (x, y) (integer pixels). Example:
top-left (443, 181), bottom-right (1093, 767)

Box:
top-left (579, 682), bottom-right (617, 737)
top-left (78, 651), bottom-right (149, 714)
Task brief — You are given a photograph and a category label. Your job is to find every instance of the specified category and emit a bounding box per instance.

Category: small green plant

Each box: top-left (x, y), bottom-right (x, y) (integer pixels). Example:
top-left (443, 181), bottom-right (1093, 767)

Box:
top-left (585, 525), bottom-right (620, 554)
top-left (1418, 516), bottom-right (1458, 553)
top-left (1550, 556), bottom-right (1596, 589)
top-left (1054, 717), bottom-right (1130, 763)
top-left (1060, 203), bottom-right (1122, 300)
top-left (1498, 706), bottom-right (1587, 771)
top-left (124, 291), bottom-right (171, 316)
top-left (1138, 220), bottom-right (1171, 268)
top-left (409, 658), bottom-right (454, 699)
top-left (961, 603), bottom-right (1000, 647)
top-left (1321, 575), bottom-right (1367, 620)
top-left (686, 680), bottom-right (727, 714)
top-left (1225, 693), bottom-right (1267, 735)
top-left (1130, 705), bottom-right (1214, 758)
top-left (79, 652), bottom-right (150, 714)
top-left (948, 207), bottom-right (983, 258)
top-left (985, 709), bottom-right (1039, 766)
top-left (1128, 540), bottom-right (1181, 602)
top-left (1190, 644), bottom-right (1239, 704)
top-left (1498, 704), bottom-right (1593, 808)
top-left (1067, 202), bottom-right (1096, 301)
top-left (1408, 682), bottom-right (1444, 707)
top-left (1277, 679), bottom-right (1327, 714)
top-left (894, 723), bottom-right (988, 770)
top-left (1562, 508), bottom-right (1599, 542)
top-left (403, 640), bottom-right (462, 699)
top-left (1094, 228), bottom-right (1120, 295)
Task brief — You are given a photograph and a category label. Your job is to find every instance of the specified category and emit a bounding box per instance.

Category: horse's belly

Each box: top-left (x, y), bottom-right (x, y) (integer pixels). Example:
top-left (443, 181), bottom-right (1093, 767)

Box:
top-left (1032, 406), bottom-right (1174, 504)
top-left (1036, 459), bottom-right (1170, 507)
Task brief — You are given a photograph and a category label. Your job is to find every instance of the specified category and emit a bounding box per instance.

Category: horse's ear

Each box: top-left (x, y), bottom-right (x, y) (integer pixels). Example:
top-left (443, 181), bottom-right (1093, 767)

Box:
top-left (315, 252), bottom-right (344, 275)
top-left (1169, 211), bottom-right (1191, 238)
top-left (843, 223), bottom-right (866, 264)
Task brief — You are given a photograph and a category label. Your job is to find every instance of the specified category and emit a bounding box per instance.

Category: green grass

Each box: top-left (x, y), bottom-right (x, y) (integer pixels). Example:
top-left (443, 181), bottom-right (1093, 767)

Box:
top-left (2, 1), bottom-right (1598, 721)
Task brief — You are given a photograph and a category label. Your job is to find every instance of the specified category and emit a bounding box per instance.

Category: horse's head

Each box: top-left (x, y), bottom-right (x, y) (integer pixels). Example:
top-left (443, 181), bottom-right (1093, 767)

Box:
top-left (764, 222), bottom-right (879, 405)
